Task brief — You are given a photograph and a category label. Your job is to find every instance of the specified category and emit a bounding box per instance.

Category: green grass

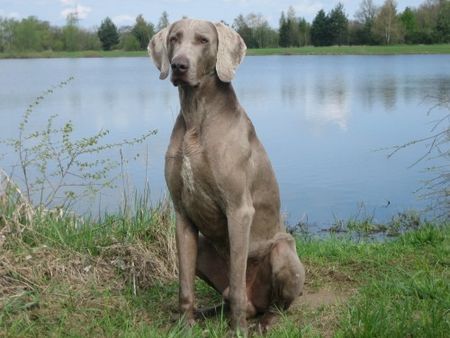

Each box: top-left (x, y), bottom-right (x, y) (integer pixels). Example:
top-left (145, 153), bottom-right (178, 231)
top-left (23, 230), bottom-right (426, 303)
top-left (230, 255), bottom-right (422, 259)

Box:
top-left (0, 50), bottom-right (147, 59)
top-left (296, 224), bottom-right (450, 337)
top-left (1, 44), bottom-right (449, 59)
top-left (247, 44), bottom-right (450, 55)
top-left (1, 191), bottom-right (449, 337)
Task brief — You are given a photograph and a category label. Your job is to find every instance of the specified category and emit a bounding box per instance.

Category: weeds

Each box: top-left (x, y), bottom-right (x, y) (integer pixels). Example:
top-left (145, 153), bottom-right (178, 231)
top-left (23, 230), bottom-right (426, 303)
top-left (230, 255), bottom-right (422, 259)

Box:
top-left (386, 94), bottom-right (449, 221)
top-left (325, 206), bottom-right (426, 240)
top-left (387, 210), bottom-right (423, 236)
top-left (1, 78), bottom-right (157, 210)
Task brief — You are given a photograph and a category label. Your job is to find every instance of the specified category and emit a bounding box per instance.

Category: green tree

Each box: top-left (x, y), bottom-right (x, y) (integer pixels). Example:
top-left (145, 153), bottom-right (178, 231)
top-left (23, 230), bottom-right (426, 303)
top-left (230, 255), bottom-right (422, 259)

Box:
top-left (62, 13), bottom-right (80, 51)
top-left (400, 7), bottom-right (417, 33)
top-left (78, 29), bottom-right (101, 50)
top-left (233, 14), bottom-right (253, 46)
top-left (329, 3), bottom-right (349, 45)
top-left (436, 0), bottom-right (450, 42)
top-left (298, 18), bottom-right (311, 46)
top-left (157, 11), bottom-right (169, 31)
top-left (286, 6), bottom-right (300, 46)
top-left (311, 10), bottom-right (332, 46)
top-left (12, 16), bottom-right (53, 51)
top-left (131, 14), bottom-right (155, 50)
top-left (413, 0), bottom-right (439, 43)
top-left (279, 11), bottom-right (289, 47)
top-left (233, 13), bottom-right (277, 48)
top-left (48, 26), bottom-right (64, 51)
top-left (279, 7), bottom-right (305, 47)
top-left (0, 17), bottom-right (17, 52)
top-left (122, 33), bottom-right (140, 51)
top-left (400, 7), bottom-right (418, 43)
top-left (0, 14), bottom-right (101, 52)
top-left (98, 17), bottom-right (119, 51)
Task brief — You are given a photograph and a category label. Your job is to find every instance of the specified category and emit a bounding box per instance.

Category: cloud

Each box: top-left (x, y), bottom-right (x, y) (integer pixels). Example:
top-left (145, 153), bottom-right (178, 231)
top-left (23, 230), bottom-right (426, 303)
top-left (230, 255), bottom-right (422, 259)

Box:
top-left (60, 0), bottom-right (76, 5)
top-left (0, 9), bottom-right (20, 19)
top-left (161, 0), bottom-right (191, 3)
top-left (60, 4), bottom-right (92, 19)
top-left (293, 1), bottom-right (324, 17)
top-left (112, 15), bottom-right (136, 26)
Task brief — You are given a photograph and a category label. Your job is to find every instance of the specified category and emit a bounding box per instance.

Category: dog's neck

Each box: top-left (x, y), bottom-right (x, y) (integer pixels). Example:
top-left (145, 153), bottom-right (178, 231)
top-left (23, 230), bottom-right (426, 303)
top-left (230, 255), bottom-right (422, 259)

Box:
top-left (178, 75), bottom-right (239, 130)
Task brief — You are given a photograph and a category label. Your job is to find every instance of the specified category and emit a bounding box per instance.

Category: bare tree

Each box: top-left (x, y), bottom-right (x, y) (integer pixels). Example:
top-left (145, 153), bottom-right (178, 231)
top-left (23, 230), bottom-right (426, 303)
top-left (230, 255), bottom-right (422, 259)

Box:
top-left (157, 11), bottom-right (169, 31)
top-left (373, 0), bottom-right (401, 44)
top-left (355, 0), bottom-right (377, 24)
top-left (233, 13), bottom-right (277, 48)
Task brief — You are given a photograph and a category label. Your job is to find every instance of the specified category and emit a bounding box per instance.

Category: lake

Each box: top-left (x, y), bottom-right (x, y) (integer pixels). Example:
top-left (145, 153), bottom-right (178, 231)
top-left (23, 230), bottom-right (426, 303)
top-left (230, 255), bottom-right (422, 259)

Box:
top-left (1, 55), bottom-right (449, 228)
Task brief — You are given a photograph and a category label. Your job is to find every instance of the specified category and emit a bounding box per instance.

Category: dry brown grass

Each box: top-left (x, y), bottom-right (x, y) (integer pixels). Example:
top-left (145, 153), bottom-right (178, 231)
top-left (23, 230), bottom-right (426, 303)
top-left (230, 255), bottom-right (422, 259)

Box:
top-left (0, 172), bottom-right (178, 335)
top-left (0, 225), bottom-right (178, 300)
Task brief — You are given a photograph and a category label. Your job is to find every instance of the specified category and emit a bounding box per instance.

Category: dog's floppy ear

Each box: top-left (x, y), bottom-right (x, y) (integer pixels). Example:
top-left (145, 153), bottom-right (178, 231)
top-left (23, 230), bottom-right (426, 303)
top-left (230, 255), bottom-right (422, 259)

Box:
top-left (148, 26), bottom-right (171, 80)
top-left (214, 22), bottom-right (247, 83)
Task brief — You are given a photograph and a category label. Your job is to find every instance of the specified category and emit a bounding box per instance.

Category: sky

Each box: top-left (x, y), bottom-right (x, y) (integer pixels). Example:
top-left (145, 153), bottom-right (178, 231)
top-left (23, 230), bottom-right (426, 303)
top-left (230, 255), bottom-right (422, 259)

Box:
top-left (0, 0), bottom-right (425, 29)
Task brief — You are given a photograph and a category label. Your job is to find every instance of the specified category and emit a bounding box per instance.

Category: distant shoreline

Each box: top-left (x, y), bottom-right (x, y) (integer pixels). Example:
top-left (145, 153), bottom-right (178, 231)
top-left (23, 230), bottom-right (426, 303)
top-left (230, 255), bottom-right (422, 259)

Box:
top-left (1, 44), bottom-right (450, 59)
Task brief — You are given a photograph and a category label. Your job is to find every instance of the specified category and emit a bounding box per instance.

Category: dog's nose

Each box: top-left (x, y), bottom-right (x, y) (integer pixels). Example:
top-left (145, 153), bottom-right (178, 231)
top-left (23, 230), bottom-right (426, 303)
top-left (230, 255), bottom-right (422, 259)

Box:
top-left (171, 56), bottom-right (189, 73)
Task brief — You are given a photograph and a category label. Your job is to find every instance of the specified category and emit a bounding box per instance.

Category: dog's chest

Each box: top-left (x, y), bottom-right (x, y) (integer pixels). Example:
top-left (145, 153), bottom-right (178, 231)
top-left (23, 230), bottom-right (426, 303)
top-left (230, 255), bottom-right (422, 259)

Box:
top-left (180, 134), bottom-right (215, 200)
top-left (181, 154), bottom-right (196, 194)
top-left (179, 129), bottom-right (226, 236)
top-left (180, 128), bottom-right (203, 194)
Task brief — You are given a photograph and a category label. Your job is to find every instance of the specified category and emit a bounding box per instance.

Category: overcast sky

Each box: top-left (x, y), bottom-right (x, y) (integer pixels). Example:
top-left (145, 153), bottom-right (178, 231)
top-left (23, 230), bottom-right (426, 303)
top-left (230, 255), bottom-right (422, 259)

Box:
top-left (0, 0), bottom-right (425, 28)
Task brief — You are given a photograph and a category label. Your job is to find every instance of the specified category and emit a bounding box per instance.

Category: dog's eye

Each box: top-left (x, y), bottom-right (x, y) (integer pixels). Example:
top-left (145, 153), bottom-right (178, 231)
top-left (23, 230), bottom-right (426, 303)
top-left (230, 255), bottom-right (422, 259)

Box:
top-left (169, 36), bottom-right (177, 43)
top-left (200, 37), bottom-right (209, 44)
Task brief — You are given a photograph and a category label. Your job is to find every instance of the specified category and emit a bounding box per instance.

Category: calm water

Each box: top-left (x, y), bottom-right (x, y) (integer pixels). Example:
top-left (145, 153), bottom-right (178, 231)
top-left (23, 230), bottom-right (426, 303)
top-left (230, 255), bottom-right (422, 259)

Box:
top-left (1, 55), bottom-right (449, 228)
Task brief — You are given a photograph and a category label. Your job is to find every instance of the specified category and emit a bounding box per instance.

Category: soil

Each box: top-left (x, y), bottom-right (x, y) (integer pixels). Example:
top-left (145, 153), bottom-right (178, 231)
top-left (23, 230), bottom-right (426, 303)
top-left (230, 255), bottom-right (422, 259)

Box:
top-left (297, 287), bottom-right (349, 308)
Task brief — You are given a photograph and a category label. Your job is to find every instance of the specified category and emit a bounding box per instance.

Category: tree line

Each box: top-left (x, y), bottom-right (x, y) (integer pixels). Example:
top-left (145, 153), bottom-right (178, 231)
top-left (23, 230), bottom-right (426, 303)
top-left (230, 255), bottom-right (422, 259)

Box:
top-left (0, 11), bottom-right (169, 52)
top-left (0, 0), bottom-right (449, 53)
top-left (235, 0), bottom-right (450, 48)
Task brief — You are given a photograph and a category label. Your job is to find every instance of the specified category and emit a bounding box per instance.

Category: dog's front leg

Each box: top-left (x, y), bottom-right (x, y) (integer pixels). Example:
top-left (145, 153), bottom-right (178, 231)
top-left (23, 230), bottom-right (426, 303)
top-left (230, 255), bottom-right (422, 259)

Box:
top-left (175, 212), bottom-right (198, 325)
top-left (227, 202), bottom-right (255, 334)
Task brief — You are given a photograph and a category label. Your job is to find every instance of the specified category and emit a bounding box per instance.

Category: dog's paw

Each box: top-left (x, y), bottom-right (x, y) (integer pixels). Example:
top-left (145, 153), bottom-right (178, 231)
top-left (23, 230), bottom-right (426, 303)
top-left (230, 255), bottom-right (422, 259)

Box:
top-left (179, 311), bottom-right (196, 327)
top-left (230, 316), bottom-right (248, 337)
top-left (185, 317), bottom-right (196, 327)
top-left (257, 311), bottom-right (278, 334)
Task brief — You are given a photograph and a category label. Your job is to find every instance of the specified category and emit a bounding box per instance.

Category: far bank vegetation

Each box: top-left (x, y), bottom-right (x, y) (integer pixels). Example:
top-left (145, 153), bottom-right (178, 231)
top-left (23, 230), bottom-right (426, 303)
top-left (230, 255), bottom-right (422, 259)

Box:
top-left (0, 0), bottom-right (449, 55)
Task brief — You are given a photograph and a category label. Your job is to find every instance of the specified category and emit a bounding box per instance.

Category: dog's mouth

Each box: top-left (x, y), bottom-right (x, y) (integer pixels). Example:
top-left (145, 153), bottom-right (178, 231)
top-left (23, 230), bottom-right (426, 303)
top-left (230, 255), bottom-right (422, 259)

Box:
top-left (171, 70), bottom-right (187, 86)
top-left (171, 77), bottom-right (188, 87)
top-left (171, 73), bottom-right (199, 87)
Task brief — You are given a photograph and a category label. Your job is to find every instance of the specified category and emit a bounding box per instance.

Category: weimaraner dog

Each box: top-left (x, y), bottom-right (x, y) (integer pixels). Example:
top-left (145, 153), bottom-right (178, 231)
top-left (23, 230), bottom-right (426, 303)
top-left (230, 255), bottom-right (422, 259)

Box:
top-left (148, 19), bottom-right (305, 333)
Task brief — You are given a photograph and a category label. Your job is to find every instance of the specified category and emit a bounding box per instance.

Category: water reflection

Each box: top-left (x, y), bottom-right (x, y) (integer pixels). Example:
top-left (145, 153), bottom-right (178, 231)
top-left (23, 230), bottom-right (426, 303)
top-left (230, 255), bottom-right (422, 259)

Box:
top-left (1, 55), bottom-right (450, 226)
top-left (379, 76), bottom-right (397, 110)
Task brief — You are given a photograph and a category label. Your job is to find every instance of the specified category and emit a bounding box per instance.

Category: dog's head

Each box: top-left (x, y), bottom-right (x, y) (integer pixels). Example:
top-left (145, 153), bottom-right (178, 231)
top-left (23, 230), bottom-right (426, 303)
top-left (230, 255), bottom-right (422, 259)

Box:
top-left (148, 19), bottom-right (246, 86)
top-left (270, 235), bottom-right (305, 309)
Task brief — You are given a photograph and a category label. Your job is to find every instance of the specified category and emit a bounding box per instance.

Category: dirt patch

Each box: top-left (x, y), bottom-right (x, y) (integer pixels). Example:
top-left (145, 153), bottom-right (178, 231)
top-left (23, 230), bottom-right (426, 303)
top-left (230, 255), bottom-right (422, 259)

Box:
top-left (297, 287), bottom-right (348, 308)
top-left (295, 263), bottom-right (357, 309)
top-left (284, 264), bottom-right (357, 338)
top-left (282, 286), bottom-right (352, 338)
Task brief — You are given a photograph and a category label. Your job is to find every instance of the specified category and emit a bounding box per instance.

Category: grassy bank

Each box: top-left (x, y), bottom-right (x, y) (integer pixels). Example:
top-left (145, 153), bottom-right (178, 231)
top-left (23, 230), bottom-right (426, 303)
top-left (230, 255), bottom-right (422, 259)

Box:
top-left (0, 50), bottom-right (147, 59)
top-left (1, 188), bottom-right (449, 337)
top-left (1, 44), bottom-right (450, 59)
top-left (248, 43), bottom-right (450, 55)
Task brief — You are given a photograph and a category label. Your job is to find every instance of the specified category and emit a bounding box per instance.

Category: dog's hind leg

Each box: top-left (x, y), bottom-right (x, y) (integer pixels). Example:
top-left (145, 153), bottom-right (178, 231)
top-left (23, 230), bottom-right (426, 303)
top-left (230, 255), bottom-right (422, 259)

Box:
top-left (195, 235), bottom-right (230, 318)
top-left (196, 235), bottom-right (229, 293)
